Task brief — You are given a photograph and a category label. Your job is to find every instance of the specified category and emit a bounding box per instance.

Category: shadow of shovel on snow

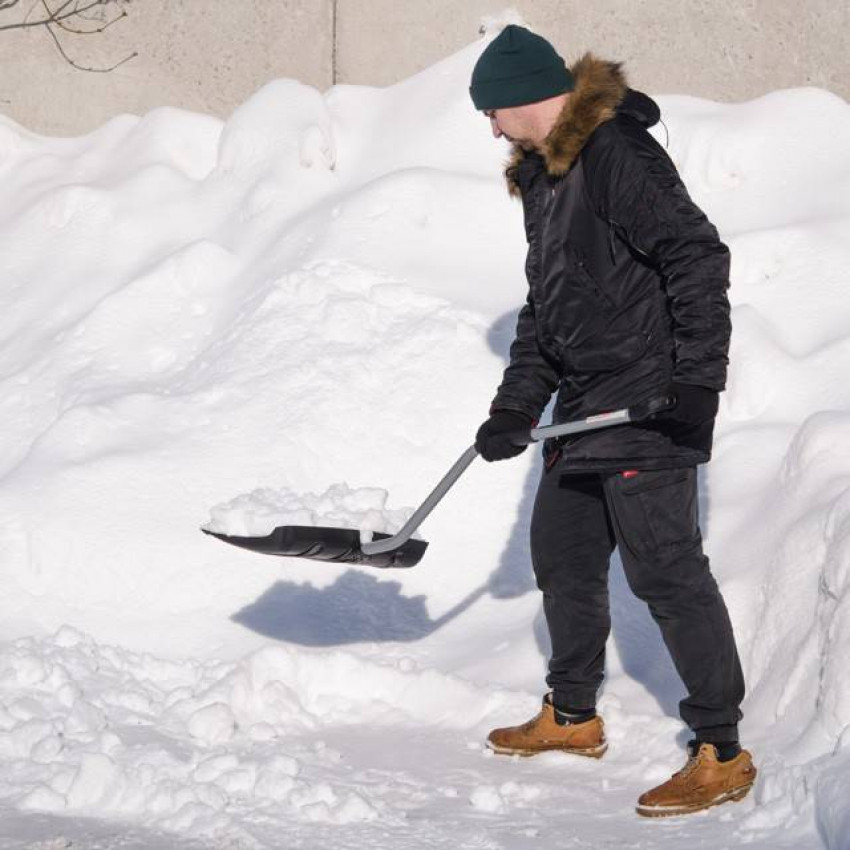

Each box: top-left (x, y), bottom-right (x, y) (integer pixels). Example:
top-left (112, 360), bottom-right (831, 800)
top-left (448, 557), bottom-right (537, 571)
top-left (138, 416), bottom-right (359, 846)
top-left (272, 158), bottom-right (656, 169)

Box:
top-left (231, 569), bottom-right (487, 646)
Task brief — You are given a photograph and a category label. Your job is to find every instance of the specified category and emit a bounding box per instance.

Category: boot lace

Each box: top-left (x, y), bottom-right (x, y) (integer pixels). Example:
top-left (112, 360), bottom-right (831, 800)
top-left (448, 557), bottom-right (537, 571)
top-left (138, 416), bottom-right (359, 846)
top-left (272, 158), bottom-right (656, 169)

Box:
top-left (518, 710), bottom-right (544, 733)
top-left (672, 752), bottom-right (703, 784)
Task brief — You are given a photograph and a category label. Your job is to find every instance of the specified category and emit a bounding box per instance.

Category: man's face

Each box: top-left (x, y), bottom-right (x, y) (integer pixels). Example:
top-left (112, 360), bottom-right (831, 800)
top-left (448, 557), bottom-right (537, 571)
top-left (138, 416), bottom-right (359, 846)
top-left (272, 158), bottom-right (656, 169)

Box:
top-left (484, 105), bottom-right (536, 148)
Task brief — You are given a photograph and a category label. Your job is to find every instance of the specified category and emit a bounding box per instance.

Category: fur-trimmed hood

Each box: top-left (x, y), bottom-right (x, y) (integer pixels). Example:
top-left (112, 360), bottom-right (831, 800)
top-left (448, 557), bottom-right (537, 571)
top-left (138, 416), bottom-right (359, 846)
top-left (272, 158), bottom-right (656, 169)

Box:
top-left (505, 53), bottom-right (659, 195)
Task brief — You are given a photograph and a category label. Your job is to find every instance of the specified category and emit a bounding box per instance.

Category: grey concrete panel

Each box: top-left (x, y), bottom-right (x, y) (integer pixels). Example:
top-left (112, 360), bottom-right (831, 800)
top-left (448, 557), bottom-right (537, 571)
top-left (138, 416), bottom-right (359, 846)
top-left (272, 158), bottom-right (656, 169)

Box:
top-left (1, 0), bottom-right (846, 135)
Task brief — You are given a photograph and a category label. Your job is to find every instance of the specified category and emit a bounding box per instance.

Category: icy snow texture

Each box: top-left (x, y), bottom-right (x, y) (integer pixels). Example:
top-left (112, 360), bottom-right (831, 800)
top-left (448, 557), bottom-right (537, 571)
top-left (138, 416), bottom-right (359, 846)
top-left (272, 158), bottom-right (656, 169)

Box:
top-left (0, 21), bottom-right (849, 850)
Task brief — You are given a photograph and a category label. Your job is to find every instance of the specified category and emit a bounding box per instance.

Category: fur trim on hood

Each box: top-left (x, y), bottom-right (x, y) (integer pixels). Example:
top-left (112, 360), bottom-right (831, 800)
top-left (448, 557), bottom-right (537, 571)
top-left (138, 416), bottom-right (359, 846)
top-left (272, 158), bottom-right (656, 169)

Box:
top-left (505, 53), bottom-right (627, 196)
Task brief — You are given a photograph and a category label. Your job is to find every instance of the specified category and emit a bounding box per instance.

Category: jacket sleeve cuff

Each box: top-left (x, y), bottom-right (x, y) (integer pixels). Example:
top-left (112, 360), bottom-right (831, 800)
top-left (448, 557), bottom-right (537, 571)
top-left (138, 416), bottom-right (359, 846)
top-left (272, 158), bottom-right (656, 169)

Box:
top-left (489, 404), bottom-right (539, 427)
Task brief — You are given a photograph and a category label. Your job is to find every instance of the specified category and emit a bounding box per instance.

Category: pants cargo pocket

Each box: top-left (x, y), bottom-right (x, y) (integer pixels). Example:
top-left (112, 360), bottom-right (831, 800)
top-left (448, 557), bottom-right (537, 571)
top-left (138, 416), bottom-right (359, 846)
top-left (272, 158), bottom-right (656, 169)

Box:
top-left (606, 468), bottom-right (700, 558)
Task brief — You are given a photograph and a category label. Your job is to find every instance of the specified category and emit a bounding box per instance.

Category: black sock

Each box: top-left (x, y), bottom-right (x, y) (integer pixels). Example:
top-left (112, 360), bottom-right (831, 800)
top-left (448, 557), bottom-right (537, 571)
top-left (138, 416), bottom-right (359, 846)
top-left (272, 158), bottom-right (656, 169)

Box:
top-left (548, 694), bottom-right (596, 726)
top-left (690, 738), bottom-right (742, 762)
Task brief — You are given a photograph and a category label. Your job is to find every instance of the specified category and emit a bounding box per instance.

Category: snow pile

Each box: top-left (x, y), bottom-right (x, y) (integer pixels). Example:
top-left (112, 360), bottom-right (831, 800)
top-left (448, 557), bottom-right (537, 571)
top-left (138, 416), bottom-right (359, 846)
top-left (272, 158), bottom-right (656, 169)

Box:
top-left (0, 631), bottom-right (380, 834)
top-left (0, 627), bottom-right (524, 839)
top-left (205, 482), bottom-right (415, 539)
top-left (0, 18), bottom-right (849, 850)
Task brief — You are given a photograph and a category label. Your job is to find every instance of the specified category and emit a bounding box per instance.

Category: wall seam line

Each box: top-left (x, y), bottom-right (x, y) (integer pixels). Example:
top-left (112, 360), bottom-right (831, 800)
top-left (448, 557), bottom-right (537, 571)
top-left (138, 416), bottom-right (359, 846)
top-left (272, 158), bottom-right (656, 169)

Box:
top-left (331, 0), bottom-right (338, 86)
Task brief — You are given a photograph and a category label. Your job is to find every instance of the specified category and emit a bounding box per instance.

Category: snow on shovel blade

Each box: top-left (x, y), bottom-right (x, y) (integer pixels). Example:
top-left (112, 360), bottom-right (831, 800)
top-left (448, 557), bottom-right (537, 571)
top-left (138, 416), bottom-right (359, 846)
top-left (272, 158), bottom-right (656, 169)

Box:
top-left (202, 525), bottom-right (428, 569)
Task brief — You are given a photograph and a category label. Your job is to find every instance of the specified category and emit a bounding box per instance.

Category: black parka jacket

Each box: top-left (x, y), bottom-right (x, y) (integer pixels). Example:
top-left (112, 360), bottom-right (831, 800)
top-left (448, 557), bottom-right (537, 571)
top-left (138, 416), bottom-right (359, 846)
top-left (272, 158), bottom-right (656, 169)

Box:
top-left (492, 55), bottom-right (732, 471)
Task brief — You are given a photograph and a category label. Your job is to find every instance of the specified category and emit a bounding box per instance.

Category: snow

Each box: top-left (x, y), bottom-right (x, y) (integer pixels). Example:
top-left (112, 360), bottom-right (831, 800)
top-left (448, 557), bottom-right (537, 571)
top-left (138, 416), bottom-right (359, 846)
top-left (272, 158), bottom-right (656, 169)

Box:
top-left (0, 16), bottom-right (849, 850)
top-left (205, 482), bottom-right (415, 540)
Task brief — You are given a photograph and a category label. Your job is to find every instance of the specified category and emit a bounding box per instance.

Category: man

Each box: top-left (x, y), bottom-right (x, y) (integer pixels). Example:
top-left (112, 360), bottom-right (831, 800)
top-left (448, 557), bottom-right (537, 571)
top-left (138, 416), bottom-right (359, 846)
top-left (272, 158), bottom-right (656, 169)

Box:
top-left (469, 25), bottom-right (756, 818)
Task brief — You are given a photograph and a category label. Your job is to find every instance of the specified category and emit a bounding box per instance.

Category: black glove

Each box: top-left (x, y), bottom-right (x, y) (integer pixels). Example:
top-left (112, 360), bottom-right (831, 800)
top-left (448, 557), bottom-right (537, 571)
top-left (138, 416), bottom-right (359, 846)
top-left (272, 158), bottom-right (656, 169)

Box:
top-left (475, 410), bottom-right (532, 462)
top-left (665, 383), bottom-right (719, 425)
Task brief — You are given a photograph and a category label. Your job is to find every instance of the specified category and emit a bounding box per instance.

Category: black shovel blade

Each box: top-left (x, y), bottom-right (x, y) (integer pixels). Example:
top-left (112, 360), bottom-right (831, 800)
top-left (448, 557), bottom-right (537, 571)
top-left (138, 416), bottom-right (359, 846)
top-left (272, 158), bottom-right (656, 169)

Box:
top-left (202, 525), bottom-right (428, 569)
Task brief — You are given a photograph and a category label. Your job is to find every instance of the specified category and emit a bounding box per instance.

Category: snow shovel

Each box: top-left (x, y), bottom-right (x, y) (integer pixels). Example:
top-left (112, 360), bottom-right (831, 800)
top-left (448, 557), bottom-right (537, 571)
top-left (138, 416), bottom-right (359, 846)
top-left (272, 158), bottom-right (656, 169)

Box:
top-left (203, 396), bottom-right (673, 569)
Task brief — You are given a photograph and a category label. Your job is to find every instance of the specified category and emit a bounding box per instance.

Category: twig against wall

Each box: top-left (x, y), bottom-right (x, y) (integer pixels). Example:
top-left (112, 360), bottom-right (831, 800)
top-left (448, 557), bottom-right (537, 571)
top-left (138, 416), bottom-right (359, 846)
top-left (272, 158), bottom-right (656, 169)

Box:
top-left (0, 0), bottom-right (137, 72)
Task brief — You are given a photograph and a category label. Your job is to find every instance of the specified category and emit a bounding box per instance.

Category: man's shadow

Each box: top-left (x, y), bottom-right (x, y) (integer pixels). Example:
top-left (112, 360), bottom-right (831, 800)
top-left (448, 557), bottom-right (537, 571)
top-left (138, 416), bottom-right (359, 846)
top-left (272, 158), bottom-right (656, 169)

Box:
top-left (231, 307), bottom-right (714, 727)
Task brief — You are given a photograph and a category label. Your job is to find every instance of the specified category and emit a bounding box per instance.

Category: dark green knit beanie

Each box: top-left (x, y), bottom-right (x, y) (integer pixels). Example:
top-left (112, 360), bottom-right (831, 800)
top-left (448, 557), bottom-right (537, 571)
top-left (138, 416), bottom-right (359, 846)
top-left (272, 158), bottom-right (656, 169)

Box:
top-left (469, 25), bottom-right (574, 111)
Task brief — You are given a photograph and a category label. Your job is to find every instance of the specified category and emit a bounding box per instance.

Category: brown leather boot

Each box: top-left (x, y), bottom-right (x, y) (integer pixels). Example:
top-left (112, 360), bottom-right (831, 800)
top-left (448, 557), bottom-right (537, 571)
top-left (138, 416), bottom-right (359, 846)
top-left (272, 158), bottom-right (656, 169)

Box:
top-left (636, 742), bottom-right (757, 817)
top-left (486, 696), bottom-right (607, 758)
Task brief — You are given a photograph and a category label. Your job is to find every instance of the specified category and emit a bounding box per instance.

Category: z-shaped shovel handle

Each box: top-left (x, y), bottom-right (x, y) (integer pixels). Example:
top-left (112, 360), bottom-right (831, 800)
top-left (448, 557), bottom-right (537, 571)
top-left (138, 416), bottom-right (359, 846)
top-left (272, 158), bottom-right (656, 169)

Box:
top-left (360, 395), bottom-right (674, 556)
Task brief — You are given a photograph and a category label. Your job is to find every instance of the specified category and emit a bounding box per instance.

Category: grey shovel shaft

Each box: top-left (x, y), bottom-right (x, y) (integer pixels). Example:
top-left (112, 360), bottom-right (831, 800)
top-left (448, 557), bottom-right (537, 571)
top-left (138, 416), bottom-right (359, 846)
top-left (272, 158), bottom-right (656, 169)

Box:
top-left (527, 394), bottom-right (674, 443)
top-left (360, 395), bottom-right (674, 556)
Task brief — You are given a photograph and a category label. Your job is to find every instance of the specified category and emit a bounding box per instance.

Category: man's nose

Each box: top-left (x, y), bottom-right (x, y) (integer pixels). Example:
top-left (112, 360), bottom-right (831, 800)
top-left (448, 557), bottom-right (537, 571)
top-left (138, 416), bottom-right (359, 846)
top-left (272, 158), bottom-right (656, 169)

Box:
top-left (490, 116), bottom-right (502, 139)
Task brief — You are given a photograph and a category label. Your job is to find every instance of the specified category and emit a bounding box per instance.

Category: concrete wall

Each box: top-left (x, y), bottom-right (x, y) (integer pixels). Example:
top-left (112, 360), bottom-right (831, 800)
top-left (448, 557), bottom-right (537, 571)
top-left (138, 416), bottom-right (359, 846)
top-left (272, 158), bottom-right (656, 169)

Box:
top-left (338, 0), bottom-right (849, 102)
top-left (1, 0), bottom-right (847, 136)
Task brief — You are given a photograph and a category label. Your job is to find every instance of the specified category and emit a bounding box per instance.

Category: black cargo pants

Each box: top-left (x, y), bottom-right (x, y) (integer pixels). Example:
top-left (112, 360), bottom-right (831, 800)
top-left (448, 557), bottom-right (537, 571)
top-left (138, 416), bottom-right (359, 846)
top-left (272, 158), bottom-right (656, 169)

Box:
top-left (530, 464), bottom-right (744, 743)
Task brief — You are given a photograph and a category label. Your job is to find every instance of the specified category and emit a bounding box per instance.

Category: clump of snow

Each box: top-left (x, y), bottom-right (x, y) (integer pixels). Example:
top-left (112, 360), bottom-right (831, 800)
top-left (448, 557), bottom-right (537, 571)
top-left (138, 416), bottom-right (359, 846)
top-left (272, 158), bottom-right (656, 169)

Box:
top-left (469, 780), bottom-right (542, 814)
top-left (205, 481), bottom-right (415, 540)
top-left (469, 784), bottom-right (504, 813)
top-left (478, 8), bottom-right (526, 37)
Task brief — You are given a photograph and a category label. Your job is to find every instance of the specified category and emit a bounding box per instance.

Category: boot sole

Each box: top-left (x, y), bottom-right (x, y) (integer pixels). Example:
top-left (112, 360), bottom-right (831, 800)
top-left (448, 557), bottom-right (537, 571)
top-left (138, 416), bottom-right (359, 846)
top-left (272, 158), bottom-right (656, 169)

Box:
top-left (635, 781), bottom-right (755, 818)
top-left (486, 740), bottom-right (608, 759)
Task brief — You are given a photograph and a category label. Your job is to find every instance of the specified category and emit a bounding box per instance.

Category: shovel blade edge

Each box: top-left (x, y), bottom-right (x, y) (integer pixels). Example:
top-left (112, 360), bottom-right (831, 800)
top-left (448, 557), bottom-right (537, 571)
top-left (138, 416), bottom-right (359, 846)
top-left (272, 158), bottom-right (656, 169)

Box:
top-left (202, 525), bottom-right (427, 569)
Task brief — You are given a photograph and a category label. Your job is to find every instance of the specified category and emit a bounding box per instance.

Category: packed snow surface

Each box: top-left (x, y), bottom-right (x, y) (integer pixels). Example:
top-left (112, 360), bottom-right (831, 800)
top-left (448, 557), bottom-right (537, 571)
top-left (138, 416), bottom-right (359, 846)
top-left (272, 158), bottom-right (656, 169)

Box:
top-left (1, 16), bottom-right (850, 850)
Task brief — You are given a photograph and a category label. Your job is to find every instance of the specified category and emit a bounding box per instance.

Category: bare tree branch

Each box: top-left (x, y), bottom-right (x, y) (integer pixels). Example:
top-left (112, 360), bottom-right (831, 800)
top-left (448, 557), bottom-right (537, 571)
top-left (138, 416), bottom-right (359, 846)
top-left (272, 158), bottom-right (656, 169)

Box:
top-left (40, 0), bottom-right (124, 36)
top-left (41, 0), bottom-right (77, 20)
top-left (52, 6), bottom-right (127, 35)
top-left (0, 0), bottom-right (116, 32)
top-left (0, 0), bottom-right (137, 74)
top-left (43, 18), bottom-right (135, 72)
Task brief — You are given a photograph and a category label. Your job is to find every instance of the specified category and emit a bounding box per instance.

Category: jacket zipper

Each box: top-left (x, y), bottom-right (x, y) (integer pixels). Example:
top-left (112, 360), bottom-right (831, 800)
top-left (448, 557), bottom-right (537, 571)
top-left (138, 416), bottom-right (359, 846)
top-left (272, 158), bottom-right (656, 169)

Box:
top-left (608, 218), bottom-right (651, 261)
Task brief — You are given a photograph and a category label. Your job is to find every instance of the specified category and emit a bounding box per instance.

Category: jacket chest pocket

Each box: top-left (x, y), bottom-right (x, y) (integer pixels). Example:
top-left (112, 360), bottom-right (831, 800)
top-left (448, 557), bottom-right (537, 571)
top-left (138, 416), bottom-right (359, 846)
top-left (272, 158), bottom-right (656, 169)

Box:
top-left (538, 244), bottom-right (614, 349)
top-left (568, 244), bottom-right (616, 312)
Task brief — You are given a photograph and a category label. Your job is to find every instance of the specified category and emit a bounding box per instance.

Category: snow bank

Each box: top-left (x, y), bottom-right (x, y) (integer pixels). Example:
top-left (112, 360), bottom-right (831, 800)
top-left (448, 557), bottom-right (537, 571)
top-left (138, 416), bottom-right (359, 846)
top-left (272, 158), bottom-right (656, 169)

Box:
top-left (0, 18), bottom-right (849, 850)
top-left (0, 627), bottom-right (520, 838)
